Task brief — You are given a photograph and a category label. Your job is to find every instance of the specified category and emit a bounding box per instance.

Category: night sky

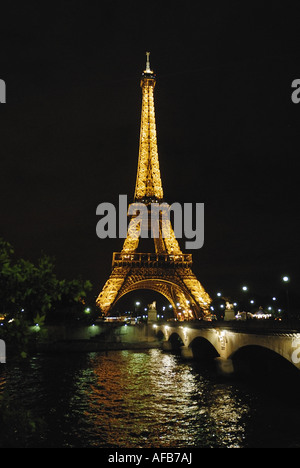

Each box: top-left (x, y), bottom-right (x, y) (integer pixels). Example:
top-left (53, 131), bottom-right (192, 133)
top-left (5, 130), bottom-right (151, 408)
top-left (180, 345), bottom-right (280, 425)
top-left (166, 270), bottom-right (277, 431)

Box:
top-left (1, 2), bottom-right (300, 310)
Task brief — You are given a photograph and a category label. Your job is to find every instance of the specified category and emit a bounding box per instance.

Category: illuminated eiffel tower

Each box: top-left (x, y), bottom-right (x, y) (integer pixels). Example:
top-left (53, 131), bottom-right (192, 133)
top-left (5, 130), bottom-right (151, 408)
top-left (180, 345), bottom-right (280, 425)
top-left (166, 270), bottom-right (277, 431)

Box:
top-left (96, 53), bottom-right (211, 320)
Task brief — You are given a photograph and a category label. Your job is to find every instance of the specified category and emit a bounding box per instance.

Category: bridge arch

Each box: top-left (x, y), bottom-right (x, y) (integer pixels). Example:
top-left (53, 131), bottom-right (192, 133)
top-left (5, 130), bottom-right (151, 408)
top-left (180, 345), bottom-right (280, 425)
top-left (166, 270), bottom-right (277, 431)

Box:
top-left (229, 344), bottom-right (300, 382)
top-left (156, 324), bottom-right (300, 376)
top-left (224, 332), bottom-right (300, 370)
top-left (169, 332), bottom-right (184, 350)
top-left (189, 336), bottom-right (219, 360)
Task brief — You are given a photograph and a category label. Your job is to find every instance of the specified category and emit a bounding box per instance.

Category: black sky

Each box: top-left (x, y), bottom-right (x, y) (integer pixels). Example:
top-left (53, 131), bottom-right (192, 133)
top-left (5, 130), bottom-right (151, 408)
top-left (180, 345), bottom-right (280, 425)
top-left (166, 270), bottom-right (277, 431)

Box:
top-left (1, 1), bottom-right (300, 308)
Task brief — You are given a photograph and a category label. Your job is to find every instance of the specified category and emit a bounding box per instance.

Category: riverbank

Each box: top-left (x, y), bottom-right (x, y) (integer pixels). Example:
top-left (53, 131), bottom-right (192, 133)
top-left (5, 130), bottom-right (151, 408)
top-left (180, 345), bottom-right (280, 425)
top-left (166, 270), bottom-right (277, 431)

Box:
top-left (30, 322), bottom-right (163, 354)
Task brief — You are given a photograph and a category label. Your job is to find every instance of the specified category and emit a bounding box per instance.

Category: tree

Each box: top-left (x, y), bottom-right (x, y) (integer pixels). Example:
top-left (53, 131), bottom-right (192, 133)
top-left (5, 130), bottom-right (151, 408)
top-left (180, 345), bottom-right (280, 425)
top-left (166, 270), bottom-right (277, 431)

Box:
top-left (0, 237), bottom-right (93, 351)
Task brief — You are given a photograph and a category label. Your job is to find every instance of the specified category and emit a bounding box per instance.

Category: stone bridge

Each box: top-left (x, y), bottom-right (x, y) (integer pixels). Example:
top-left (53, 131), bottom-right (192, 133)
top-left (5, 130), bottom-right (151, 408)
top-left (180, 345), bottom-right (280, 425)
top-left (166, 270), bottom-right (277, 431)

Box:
top-left (154, 321), bottom-right (300, 376)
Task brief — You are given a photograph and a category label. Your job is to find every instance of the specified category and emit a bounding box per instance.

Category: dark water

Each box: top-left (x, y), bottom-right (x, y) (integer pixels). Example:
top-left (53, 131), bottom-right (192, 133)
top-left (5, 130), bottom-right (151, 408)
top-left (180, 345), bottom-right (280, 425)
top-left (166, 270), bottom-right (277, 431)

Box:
top-left (1, 348), bottom-right (300, 448)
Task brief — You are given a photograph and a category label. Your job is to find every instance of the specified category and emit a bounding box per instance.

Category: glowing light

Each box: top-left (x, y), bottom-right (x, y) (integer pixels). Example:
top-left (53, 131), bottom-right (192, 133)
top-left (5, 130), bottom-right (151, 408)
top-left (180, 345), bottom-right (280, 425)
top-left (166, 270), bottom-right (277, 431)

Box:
top-left (283, 276), bottom-right (289, 282)
top-left (95, 54), bottom-right (212, 320)
top-left (242, 286), bottom-right (248, 291)
top-left (254, 313), bottom-right (272, 319)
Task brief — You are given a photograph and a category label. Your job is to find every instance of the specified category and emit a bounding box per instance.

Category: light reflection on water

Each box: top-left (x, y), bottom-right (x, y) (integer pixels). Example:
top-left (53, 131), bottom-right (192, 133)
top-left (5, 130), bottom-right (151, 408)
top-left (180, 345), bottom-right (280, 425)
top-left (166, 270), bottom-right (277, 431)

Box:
top-left (73, 349), bottom-right (249, 448)
top-left (0, 348), bottom-right (300, 448)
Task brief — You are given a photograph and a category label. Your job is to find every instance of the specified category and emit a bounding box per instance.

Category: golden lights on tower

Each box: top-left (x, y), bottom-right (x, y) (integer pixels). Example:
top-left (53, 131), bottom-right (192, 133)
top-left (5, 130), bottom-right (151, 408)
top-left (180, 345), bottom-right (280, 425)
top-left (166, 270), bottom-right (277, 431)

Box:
top-left (96, 53), bottom-right (211, 320)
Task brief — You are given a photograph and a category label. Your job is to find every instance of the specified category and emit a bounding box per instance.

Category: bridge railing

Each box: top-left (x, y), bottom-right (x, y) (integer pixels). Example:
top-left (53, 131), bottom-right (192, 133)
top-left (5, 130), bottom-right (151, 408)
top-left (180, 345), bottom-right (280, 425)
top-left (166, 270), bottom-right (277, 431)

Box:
top-left (112, 252), bottom-right (193, 267)
top-left (159, 319), bottom-right (300, 334)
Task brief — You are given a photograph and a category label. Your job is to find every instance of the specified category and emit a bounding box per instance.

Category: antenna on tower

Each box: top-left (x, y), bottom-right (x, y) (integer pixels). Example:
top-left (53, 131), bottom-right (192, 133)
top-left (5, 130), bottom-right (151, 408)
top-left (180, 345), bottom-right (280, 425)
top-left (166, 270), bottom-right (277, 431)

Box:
top-left (145, 51), bottom-right (151, 73)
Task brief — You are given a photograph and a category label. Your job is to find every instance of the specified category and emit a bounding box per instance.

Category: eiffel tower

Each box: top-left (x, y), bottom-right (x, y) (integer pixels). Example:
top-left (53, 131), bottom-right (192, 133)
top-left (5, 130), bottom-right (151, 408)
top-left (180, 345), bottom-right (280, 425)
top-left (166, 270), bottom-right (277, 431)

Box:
top-left (96, 53), bottom-right (211, 320)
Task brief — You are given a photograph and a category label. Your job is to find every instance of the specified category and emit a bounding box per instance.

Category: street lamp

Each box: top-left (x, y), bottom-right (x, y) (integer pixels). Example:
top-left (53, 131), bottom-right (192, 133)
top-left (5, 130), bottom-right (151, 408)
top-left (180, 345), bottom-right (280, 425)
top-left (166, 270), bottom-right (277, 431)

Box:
top-left (134, 301), bottom-right (141, 318)
top-left (241, 286), bottom-right (249, 319)
top-left (282, 276), bottom-right (290, 320)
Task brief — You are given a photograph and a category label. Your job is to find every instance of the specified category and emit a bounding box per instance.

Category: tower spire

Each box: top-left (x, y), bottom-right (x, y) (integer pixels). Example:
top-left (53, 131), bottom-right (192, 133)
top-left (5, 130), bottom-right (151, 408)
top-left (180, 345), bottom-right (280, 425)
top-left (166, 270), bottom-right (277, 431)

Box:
top-left (145, 51), bottom-right (151, 73)
top-left (134, 52), bottom-right (162, 203)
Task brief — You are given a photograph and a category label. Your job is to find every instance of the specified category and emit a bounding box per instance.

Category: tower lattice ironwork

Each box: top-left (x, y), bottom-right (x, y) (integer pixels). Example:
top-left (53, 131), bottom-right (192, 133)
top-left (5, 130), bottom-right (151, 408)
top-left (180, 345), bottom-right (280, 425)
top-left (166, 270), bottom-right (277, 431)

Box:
top-left (96, 53), bottom-right (211, 320)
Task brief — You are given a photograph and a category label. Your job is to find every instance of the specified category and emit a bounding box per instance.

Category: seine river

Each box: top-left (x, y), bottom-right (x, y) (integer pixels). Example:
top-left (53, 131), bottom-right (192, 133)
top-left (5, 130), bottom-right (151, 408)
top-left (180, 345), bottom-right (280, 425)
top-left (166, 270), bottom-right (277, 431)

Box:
top-left (1, 348), bottom-right (300, 448)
